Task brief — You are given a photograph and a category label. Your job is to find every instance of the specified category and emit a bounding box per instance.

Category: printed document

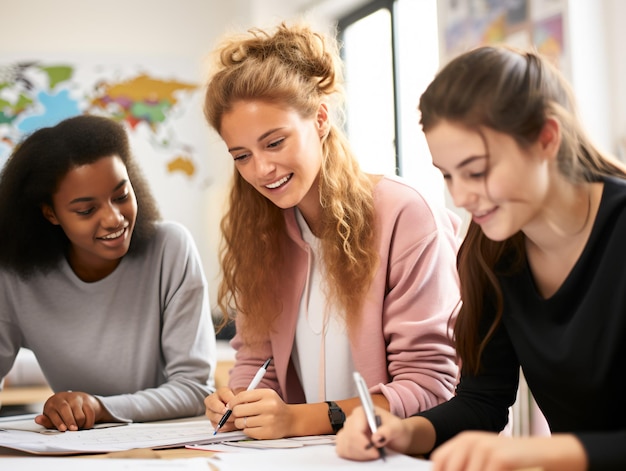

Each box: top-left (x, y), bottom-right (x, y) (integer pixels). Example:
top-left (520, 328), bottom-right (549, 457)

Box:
top-left (0, 415), bottom-right (245, 455)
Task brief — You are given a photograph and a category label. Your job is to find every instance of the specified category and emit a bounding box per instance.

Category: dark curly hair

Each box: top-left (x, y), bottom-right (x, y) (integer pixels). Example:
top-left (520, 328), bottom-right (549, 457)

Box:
top-left (0, 114), bottom-right (161, 277)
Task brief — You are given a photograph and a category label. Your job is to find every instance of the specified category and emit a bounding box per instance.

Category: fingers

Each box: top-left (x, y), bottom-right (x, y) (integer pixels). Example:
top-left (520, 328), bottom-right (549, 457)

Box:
top-left (205, 387), bottom-right (237, 428)
top-left (229, 389), bottom-right (290, 439)
top-left (228, 387), bottom-right (274, 408)
top-left (235, 414), bottom-right (250, 430)
top-left (38, 391), bottom-right (100, 431)
top-left (206, 387), bottom-right (277, 434)
top-left (336, 406), bottom-right (413, 461)
top-left (205, 387), bottom-right (236, 412)
top-left (34, 414), bottom-right (54, 429)
top-left (430, 432), bottom-right (504, 471)
top-left (336, 406), bottom-right (380, 461)
top-left (229, 388), bottom-right (280, 422)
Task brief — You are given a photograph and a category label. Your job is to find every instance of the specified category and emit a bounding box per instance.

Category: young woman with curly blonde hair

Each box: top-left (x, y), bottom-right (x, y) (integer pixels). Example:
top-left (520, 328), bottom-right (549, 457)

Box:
top-left (203, 21), bottom-right (461, 440)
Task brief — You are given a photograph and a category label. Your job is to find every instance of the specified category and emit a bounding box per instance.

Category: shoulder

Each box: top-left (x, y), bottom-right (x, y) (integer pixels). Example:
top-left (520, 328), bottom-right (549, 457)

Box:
top-left (374, 175), bottom-right (441, 214)
top-left (594, 177), bottom-right (626, 227)
top-left (589, 177), bottom-right (626, 244)
top-left (153, 220), bottom-right (194, 243)
top-left (136, 220), bottom-right (200, 263)
top-left (141, 221), bottom-right (206, 281)
top-left (601, 176), bottom-right (626, 203)
top-left (373, 175), bottom-right (461, 235)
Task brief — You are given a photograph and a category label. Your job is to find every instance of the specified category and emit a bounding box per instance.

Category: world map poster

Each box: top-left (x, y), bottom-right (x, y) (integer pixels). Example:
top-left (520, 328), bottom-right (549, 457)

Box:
top-left (0, 59), bottom-right (209, 179)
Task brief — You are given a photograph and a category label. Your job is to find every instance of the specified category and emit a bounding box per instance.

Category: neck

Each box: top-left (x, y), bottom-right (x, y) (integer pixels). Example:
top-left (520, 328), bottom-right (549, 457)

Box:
top-left (68, 251), bottom-right (120, 282)
top-left (525, 181), bottom-right (600, 255)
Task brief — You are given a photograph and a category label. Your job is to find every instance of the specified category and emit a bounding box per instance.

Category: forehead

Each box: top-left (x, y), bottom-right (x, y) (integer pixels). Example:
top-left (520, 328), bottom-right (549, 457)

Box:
top-left (220, 100), bottom-right (306, 140)
top-left (56, 155), bottom-right (128, 195)
top-left (426, 121), bottom-right (486, 167)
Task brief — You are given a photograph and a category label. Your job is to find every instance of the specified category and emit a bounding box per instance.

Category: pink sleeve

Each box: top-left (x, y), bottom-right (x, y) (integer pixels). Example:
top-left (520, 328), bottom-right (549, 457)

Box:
top-left (227, 318), bottom-right (281, 394)
top-left (363, 183), bottom-right (461, 417)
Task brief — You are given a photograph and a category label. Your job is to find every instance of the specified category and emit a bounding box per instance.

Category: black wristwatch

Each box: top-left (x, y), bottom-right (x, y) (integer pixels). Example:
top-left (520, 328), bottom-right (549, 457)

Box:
top-left (325, 400), bottom-right (345, 433)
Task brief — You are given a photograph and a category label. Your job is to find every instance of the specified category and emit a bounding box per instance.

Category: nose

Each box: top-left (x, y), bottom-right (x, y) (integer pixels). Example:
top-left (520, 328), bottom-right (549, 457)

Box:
top-left (254, 152), bottom-right (276, 176)
top-left (448, 180), bottom-right (478, 210)
top-left (102, 203), bottom-right (124, 228)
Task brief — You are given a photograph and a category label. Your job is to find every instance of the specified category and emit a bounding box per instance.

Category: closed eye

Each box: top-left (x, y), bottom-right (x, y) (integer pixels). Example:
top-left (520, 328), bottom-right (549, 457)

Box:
top-left (469, 171), bottom-right (486, 179)
top-left (114, 192), bottom-right (129, 203)
top-left (233, 152), bottom-right (251, 162)
top-left (267, 137), bottom-right (284, 149)
top-left (76, 208), bottom-right (94, 216)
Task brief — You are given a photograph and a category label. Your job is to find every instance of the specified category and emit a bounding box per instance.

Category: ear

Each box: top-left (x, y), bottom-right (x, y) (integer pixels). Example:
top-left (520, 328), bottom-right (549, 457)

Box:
top-left (42, 205), bottom-right (60, 225)
top-left (316, 102), bottom-right (330, 139)
top-left (537, 117), bottom-right (561, 160)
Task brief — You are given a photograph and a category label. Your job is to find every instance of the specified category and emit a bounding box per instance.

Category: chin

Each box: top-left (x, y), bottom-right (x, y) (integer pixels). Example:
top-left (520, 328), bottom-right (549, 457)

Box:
top-left (480, 227), bottom-right (515, 242)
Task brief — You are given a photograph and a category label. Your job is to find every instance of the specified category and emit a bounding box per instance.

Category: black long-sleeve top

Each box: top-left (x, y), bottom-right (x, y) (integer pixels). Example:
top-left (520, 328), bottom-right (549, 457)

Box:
top-left (419, 177), bottom-right (626, 470)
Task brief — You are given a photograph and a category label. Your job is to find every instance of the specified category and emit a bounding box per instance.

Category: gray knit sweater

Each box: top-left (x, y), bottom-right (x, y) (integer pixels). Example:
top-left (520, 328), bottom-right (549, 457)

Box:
top-left (0, 221), bottom-right (216, 422)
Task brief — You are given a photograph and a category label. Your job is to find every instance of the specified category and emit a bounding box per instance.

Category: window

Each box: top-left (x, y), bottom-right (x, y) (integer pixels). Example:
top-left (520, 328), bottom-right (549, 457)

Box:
top-left (338, 0), bottom-right (445, 204)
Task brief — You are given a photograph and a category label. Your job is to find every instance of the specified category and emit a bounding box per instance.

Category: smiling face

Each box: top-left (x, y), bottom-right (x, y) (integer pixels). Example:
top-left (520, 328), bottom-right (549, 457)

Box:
top-left (42, 154), bottom-right (138, 281)
top-left (427, 120), bottom-right (551, 241)
top-left (219, 99), bottom-right (328, 225)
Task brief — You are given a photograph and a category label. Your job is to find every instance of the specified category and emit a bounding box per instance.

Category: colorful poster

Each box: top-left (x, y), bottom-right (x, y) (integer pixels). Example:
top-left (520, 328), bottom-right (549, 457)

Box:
top-left (0, 59), bottom-right (209, 184)
top-left (439, 0), bottom-right (567, 74)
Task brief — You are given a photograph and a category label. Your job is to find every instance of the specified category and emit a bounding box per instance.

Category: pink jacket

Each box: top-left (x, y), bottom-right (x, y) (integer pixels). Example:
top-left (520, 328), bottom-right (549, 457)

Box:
top-left (229, 176), bottom-right (460, 417)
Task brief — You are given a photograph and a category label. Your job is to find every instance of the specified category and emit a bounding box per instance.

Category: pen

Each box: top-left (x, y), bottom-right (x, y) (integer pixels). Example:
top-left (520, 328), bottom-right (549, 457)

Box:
top-left (213, 357), bottom-right (272, 435)
top-left (353, 371), bottom-right (386, 461)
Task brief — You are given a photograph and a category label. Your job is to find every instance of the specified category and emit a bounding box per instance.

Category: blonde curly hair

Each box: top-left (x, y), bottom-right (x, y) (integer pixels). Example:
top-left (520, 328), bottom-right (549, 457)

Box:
top-left (205, 22), bottom-right (378, 345)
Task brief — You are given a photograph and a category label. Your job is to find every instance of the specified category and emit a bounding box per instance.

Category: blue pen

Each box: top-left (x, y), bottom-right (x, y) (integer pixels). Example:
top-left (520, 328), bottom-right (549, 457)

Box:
top-left (213, 357), bottom-right (272, 435)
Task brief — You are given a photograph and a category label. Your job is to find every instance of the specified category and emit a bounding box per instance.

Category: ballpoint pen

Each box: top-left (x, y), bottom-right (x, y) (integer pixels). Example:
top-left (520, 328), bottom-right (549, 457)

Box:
top-left (353, 371), bottom-right (386, 461)
top-left (213, 357), bottom-right (272, 435)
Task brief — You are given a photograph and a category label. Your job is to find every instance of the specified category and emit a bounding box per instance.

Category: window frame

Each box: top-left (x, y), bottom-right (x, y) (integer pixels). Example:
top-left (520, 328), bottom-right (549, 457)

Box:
top-left (337, 0), bottom-right (402, 175)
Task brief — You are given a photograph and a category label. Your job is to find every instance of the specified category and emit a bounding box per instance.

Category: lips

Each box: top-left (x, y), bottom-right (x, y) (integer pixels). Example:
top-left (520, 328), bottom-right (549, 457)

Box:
top-left (472, 206), bottom-right (497, 223)
top-left (98, 226), bottom-right (127, 240)
top-left (474, 208), bottom-right (495, 218)
top-left (265, 173), bottom-right (293, 189)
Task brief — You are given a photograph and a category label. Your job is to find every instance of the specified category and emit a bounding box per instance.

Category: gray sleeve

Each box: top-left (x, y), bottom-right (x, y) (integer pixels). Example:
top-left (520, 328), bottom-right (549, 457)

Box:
top-left (0, 273), bottom-right (22, 392)
top-left (96, 223), bottom-right (217, 422)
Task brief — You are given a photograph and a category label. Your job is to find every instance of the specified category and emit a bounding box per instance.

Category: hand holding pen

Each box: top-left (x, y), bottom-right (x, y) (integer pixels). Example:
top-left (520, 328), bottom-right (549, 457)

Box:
top-left (213, 357), bottom-right (272, 435)
top-left (353, 371), bottom-right (386, 461)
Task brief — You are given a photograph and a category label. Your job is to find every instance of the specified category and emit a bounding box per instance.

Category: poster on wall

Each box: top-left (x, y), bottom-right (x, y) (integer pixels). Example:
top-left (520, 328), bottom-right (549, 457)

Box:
top-left (438, 0), bottom-right (569, 76)
top-left (0, 57), bottom-right (214, 260)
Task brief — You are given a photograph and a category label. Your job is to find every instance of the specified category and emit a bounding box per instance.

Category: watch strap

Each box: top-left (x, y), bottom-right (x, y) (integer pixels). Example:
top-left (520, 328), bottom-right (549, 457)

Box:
top-left (325, 400), bottom-right (345, 433)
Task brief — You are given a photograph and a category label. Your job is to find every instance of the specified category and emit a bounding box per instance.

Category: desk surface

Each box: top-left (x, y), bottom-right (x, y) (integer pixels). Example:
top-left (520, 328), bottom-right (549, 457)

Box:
top-left (0, 385), bottom-right (52, 407)
top-left (0, 446), bottom-right (211, 459)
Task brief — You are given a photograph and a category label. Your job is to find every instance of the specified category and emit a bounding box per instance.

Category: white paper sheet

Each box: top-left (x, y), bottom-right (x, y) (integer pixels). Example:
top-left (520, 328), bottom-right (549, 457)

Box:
top-left (209, 443), bottom-right (433, 470)
top-left (186, 434), bottom-right (335, 452)
top-left (0, 416), bottom-right (246, 455)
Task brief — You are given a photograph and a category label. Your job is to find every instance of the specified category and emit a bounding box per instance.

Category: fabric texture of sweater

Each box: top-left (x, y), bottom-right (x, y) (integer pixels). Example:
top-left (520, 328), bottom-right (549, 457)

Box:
top-left (0, 220), bottom-right (216, 422)
top-left (228, 176), bottom-right (461, 418)
top-left (420, 176), bottom-right (626, 470)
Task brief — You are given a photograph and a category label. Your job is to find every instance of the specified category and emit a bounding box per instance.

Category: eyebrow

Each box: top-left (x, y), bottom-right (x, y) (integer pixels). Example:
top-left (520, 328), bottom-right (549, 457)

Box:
top-left (227, 127), bottom-right (284, 153)
top-left (433, 154), bottom-right (488, 172)
top-left (68, 180), bottom-right (128, 204)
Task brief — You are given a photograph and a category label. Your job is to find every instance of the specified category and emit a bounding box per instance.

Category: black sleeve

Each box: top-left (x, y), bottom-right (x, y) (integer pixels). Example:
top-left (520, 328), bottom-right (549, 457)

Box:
top-left (417, 310), bottom-right (520, 448)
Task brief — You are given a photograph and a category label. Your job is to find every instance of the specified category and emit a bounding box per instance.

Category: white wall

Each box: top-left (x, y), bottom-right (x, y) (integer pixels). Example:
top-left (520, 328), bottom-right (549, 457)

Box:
top-left (2, 0), bottom-right (625, 316)
top-left (605, 0), bottom-right (626, 159)
top-left (567, 0), bottom-right (611, 154)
